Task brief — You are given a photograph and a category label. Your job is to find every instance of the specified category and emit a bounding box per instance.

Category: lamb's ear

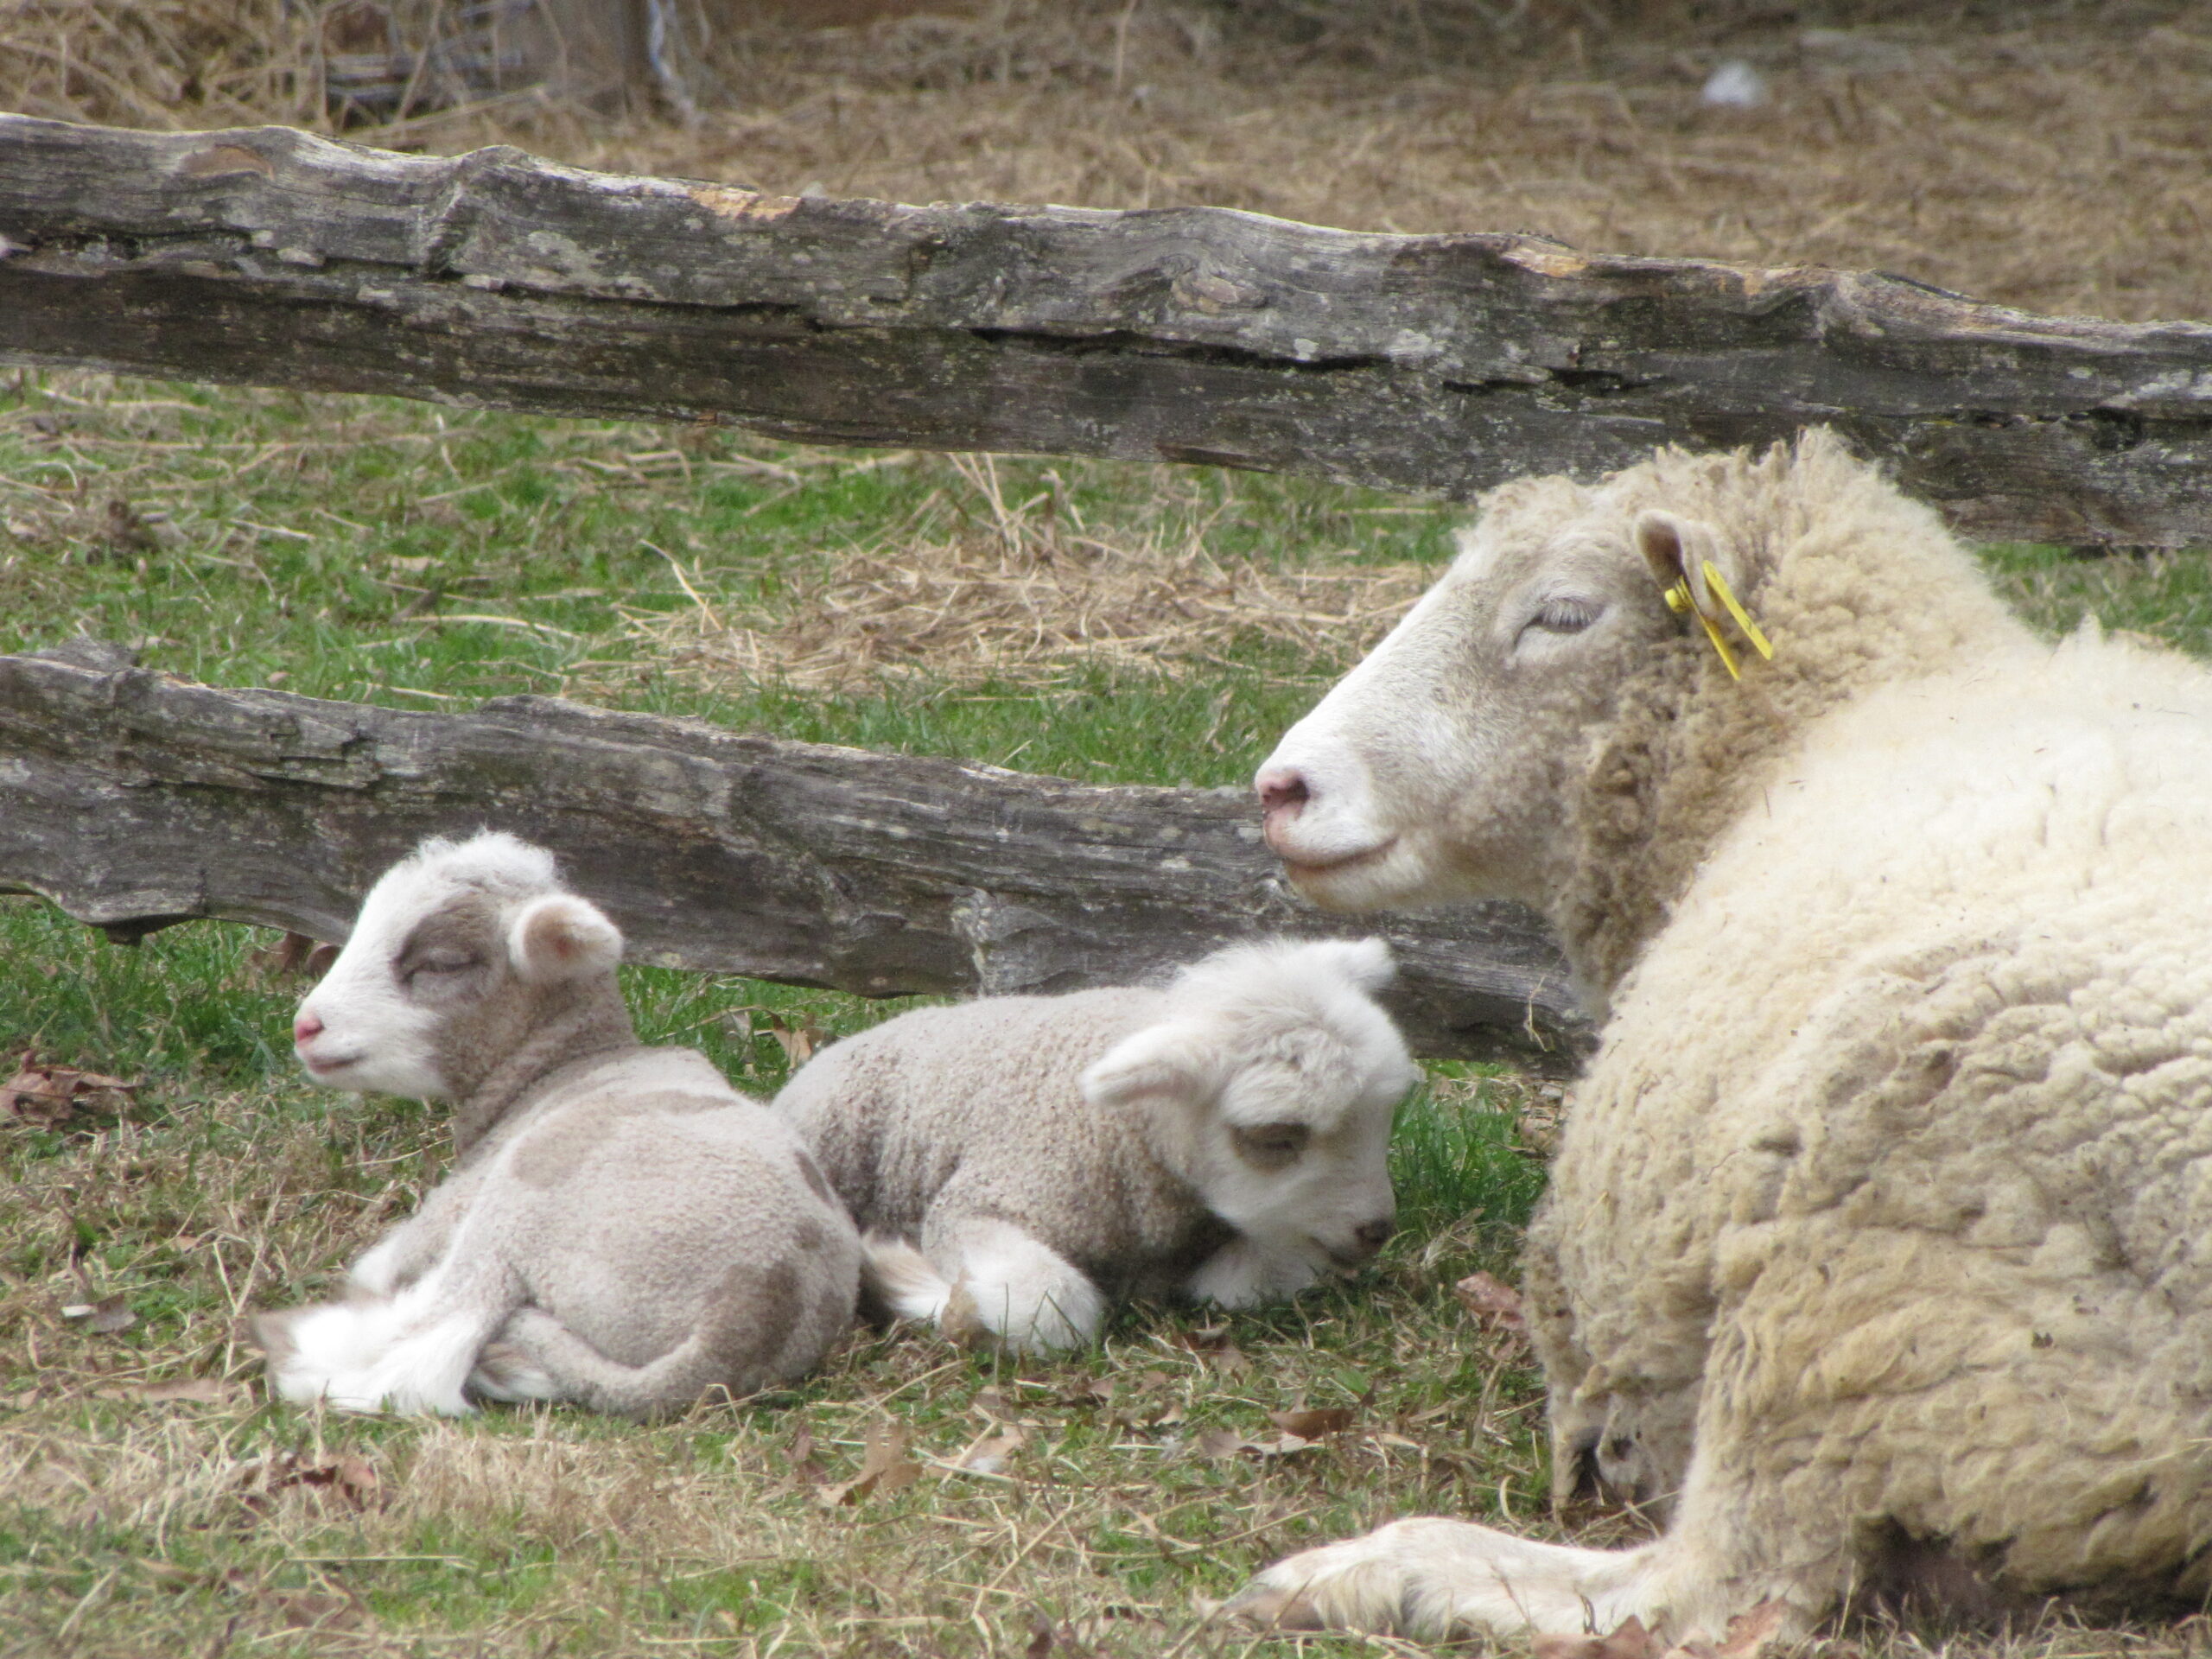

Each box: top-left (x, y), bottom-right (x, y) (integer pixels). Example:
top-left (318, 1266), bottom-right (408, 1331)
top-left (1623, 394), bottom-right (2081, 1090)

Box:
top-left (1635, 509), bottom-right (1740, 624)
top-left (1082, 1020), bottom-right (1228, 1111)
top-left (507, 893), bottom-right (624, 983)
top-left (1306, 937), bottom-right (1395, 994)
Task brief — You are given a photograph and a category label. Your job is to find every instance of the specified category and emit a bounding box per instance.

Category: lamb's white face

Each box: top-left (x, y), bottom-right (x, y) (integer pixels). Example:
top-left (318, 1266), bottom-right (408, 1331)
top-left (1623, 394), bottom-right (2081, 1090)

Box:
top-left (1083, 939), bottom-right (1419, 1270)
top-left (1255, 501), bottom-right (1732, 912)
top-left (292, 833), bottom-right (621, 1099)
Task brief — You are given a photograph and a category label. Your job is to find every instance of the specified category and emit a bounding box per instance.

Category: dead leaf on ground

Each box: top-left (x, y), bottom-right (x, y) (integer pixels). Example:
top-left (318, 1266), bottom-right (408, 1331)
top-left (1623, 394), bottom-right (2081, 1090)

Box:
top-left (1268, 1405), bottom-right (1356, 1440)
top-left (60, 1293), bottom-right (137, 1335)
top-left (97, 1376), bottom-right (238, 1404)
top-left (238, 1451), bottom-right (383, 1514)
top-left (247, 931), bottom-right (337, 981)
top-left (1025, 1611), bottom-right (1106, 1659)
top-left (1667, 1600), bottom-right (1789, 1659)
top-left (1190, 1427), bottom-right (1323, 1460)
top-left (1534, 1615), bottom-right (1663, 1659)
top-left (820, 1419), bottom-right (921, 1507)
top-left (3, 1054), bottom-right (140, 1128)
top-left (947, 1423), bottom-right (1026, 1475)
top-left (1455, 1270), bottom-right (1529, 1345)
top-left (268, 1591), bottom-right (366, 1632)
top-left (783, 1421), bottom-right (828, 1487)
top-left (1168, 1324), bottom-right (1252, 1374)
top-left (766, 1014), bottom-right (824, 1068)
top-left (976, 1385), bottom-right (1027, 1419)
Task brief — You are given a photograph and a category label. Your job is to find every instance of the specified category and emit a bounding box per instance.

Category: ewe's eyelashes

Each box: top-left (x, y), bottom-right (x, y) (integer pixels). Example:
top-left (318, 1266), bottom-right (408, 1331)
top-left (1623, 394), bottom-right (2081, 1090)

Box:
top-left (1516, 594), bottom-right (1605, 645)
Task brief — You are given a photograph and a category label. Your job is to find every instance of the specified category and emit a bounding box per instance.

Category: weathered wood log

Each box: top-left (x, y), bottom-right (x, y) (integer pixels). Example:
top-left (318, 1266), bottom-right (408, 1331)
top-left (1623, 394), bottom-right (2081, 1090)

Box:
top-left (2, 116), bottom-right (2209, 543)
top-left (0, 652), bottom-right (1587, 1067)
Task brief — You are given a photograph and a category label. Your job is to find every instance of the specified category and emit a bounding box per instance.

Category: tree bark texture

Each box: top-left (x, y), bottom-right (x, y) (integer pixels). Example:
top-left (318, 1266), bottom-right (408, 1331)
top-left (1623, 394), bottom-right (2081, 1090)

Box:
top-left (2, 116), bottom-right (2209, 543)
top-left (0, 652), bottom-right (1587, 1067)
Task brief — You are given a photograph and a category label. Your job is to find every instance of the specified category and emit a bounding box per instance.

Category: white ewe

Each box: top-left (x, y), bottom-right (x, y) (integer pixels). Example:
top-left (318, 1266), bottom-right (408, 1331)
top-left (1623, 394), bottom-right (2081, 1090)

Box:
top-left (254, 831), bottom-right (861, 1418)
top-left (773, 938), bottom-right (1417, 1353)
top-left (1230, 431), bottom-right (2212, 1639)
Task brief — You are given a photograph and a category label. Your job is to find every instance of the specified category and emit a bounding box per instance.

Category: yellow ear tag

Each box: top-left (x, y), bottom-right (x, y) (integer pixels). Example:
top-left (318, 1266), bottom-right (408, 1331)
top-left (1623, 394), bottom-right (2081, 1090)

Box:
top-left (1662, 564), bottom-right (1771, 681)
top-left (1702, 560), bottom-right (1773, 663)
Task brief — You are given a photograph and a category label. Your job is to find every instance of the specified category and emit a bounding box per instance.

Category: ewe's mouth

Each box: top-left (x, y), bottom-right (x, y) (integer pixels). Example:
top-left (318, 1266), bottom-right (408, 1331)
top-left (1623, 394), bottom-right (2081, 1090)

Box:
top-left (1276, 836), bottom-right (1398, 884)
top-left (297, 1050), bottom-right (360, 1078)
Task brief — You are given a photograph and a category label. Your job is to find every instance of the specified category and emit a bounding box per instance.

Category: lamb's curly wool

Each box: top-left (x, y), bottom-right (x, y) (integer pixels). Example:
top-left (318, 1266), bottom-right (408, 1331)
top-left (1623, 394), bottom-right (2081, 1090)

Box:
top-left (256, 833), bottom-right (861, 1419)
top-left (775, 938), bottom-right (1414, 1352)
top-left (1234, 434), bottom-right (2212, 1639)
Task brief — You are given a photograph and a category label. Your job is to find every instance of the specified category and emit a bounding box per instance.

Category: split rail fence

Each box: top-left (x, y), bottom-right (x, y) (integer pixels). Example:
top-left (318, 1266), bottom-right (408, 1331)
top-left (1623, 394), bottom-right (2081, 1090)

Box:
top-left (3, 115), bottom-right (2210, 1060)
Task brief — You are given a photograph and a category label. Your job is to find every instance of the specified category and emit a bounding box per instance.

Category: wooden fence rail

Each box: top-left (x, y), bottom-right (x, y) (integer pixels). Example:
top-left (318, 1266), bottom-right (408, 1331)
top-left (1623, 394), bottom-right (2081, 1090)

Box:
top-left (0, 651), bottom-right (1586, 1066)
top-left (2, 116), bottom-right (2209, 543)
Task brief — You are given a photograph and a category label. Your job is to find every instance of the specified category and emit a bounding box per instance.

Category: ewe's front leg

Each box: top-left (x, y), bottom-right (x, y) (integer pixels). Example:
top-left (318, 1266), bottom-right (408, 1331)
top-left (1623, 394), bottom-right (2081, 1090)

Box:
top-left (1226, 1518), bottom-right (1658, 1640)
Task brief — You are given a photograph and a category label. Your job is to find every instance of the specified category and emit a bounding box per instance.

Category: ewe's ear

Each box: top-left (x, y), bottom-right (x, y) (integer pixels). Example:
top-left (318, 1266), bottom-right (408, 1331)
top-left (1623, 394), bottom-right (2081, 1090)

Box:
top-left (507, 893), bottom-right (624, 983)
top-left (1082, 1020), bottom-right (1227, 1112)
top-left (1634, 509), bottom-right (1742, 624)
top-left (1307, 937), bottom-right (1395, 994)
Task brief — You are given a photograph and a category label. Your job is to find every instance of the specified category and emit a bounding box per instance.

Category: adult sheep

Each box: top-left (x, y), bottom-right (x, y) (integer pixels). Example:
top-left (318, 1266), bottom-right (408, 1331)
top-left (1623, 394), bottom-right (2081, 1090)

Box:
top-left (1228, 431), bottom-right (2212, 1641)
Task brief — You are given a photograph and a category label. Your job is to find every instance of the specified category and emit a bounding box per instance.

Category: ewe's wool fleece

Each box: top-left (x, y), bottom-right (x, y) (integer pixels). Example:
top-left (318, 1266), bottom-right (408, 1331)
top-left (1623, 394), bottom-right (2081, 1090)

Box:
top-left (1235, 435), bottom-right (2212, 1638)
top-left (1526, 436), bottom-right (2212, 1616)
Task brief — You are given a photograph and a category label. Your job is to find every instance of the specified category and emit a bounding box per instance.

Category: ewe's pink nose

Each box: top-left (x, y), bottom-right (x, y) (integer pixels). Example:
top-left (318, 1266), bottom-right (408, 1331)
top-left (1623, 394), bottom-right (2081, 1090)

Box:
top-left (1256, 765), bottom-right (1310, 820)
top-left (293, 1012), bottom-right (324, 1046)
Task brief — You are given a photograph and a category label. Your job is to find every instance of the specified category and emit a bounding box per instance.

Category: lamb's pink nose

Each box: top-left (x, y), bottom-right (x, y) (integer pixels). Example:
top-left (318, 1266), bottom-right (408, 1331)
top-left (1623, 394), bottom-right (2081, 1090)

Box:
top-left (293, 1012), bottom-right (324, 1046)
top-left (1256, 766), bottom-right (1310, 821)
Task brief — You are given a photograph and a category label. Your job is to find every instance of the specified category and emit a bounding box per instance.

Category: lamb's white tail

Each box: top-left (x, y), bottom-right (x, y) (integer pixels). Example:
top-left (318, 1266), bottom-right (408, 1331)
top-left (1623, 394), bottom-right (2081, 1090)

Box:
top-left (265, 1270), bottom-right (511, 1416)
top-left (862, 1233), bottom-right (955, 1323)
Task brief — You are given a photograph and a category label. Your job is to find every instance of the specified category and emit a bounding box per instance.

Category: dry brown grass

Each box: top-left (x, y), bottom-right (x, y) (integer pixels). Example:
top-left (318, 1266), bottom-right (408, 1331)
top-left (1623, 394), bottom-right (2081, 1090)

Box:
top-left (9, 3), bottom-right (2208, 324)
top-left (637, 452), bottom-right (1430, 694)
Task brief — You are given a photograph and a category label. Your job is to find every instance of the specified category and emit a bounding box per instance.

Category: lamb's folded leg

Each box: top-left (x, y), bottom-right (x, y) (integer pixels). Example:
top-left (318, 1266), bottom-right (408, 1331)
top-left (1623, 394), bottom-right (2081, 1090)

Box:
top-left (485, 1306), bottom-right (751, 1420)
top-left (1186, 1230), bottom-right (1325, 1307)
top-left (346, 1170), bottom-right (483, 1296)
top-left (924, 1216), bottom-right (1105, 1353)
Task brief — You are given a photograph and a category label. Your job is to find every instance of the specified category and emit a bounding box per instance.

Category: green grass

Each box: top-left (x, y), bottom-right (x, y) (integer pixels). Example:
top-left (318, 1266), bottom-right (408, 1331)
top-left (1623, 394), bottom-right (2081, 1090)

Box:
top-left (0, 371), bottom-right (1535, 1658)
top-left (4, 370), bottom-right (2208, 1658)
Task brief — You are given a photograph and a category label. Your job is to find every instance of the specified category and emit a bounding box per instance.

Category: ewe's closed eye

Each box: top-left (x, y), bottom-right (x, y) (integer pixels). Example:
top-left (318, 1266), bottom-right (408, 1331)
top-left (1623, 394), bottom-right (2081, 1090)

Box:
top-left (1231, 1122), bottom-right (1312, 1171)
top-left (1521, 598), bottom-right (1603, 639)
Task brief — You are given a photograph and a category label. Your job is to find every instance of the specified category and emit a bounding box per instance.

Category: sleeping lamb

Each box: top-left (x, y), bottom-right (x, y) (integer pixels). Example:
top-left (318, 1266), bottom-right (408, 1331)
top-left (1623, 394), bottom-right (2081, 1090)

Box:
top-left (1229, 429), bottom-right (2212, 1639)
top-left (773, 938), bottom-right (1418, 1353)
top-left (254, 830), bottom-right (861, 1418)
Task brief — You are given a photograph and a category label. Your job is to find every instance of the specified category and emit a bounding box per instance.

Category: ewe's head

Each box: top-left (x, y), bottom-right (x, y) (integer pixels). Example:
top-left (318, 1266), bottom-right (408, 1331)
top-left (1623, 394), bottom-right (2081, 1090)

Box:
top-left (1081, 938), bottom-right (1417, 1268)
top-left (1255, 446), bottom-right (1791, 913)
top-left (292, 832), bottom-right (625, 1099)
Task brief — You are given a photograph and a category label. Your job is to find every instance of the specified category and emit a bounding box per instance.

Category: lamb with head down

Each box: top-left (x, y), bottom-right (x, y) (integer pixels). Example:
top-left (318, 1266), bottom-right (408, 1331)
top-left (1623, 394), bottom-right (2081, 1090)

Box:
top-left (773, 938), bottom-right (1418, 1353)
top-left (255, 831), bottom-right (861, 1419)
top-left (1231, 430), bottom-right (2212, 1641)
